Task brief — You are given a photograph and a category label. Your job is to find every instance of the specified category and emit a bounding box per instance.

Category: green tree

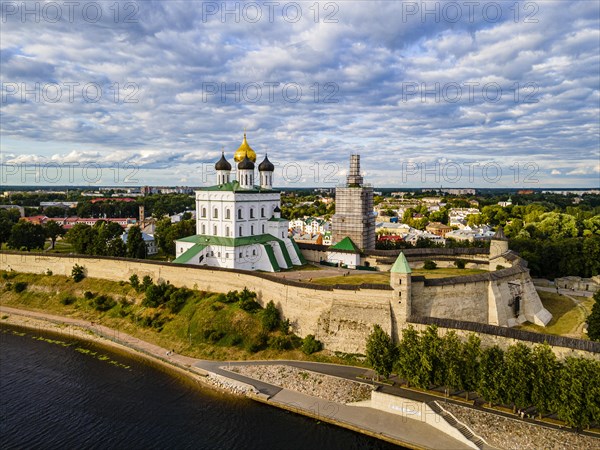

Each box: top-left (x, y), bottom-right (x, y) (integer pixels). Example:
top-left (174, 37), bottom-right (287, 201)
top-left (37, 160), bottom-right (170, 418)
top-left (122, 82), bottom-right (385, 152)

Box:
top-left (586, 290), bottom-right (600, 341)
top-left (261, 301), bottom-right (280, 331)
top-left (418, 325), bottom-right (443, 388)
top-left (44, 220), bottom-right (65, 249)
top-left (126, 226), bottom-right (146, 259)
top-left (395, 325), bottom-right (422, 387)
top-left (531, 343), bottom-right (560, 417)
top-left (557, 357), bottom-right (596, 430)
top-left (0, 217), bottom-right (16, 247)
top-left (65, 223), bottom-right (96, 254)
top-left (7, 221), bottom-right (46, 251)
top-left (503, 343), bottom-right (533, 411)
top-left (440, 331), bottom-right (463, 394)
top-left (479, 346), bottom-right (505, 406)
top-left (460, 333), bottom-right (481, 400)
top-left (71, 264), bottom-right (86, 282)
top-left (365, 324), bottom-right (397, 380)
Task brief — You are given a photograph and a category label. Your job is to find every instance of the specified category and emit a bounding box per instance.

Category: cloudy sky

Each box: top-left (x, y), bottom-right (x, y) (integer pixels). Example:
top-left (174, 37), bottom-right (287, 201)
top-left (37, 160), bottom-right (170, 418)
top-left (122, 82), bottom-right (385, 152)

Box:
top-left (1, 0), bottom-right (599, 188)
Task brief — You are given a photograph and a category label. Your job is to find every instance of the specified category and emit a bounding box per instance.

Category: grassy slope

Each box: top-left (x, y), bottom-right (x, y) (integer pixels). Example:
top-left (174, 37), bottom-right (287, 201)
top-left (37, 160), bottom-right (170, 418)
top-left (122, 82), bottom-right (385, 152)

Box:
top-left (0, 271), bottom-right (364, 365)
top-left (517, 291), bottom-right (594, 339)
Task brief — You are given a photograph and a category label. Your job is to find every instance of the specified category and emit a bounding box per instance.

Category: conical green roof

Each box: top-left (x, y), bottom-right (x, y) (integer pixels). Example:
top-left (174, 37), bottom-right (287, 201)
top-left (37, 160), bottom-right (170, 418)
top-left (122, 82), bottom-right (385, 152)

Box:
top-left (390, 252), bottom-right (411, 274)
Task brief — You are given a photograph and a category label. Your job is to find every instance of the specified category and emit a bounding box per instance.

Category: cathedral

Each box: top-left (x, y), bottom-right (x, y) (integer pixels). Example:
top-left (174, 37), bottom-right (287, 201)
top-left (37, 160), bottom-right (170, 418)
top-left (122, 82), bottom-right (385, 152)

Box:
top-left (173, 133), bottom-right (306, 271)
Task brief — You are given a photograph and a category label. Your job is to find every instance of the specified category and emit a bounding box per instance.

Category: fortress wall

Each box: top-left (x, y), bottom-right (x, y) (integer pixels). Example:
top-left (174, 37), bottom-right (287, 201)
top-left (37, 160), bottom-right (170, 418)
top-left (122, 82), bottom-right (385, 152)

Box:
top-left (412, 281), bottom-right (489, 323)
top-left (0, 253), bottom-right (391, 352)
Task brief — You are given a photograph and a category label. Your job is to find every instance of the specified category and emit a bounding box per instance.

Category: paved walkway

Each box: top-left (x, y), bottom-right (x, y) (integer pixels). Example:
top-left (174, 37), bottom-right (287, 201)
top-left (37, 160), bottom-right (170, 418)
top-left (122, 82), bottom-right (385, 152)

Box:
top-left (535, 285), bottom-right (594, 298)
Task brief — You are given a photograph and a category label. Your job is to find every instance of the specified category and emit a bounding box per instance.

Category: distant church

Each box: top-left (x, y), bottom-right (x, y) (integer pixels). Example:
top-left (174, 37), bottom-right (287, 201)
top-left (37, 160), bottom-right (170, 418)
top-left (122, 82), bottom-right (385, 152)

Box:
top-left (173, 133), bottom-right (305, 271)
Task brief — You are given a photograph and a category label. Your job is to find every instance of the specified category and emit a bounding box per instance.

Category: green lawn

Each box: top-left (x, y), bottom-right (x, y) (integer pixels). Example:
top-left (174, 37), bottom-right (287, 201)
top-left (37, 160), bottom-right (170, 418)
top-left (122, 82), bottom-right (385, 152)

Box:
top-left (310, 267), bottom-right (487, 286)
top-left (517, 291), bottom-right (593, 338)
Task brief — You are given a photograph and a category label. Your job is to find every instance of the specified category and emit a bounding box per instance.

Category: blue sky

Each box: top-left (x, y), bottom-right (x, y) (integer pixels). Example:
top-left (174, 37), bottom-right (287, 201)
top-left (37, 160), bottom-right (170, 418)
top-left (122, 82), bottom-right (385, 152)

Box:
top-left (1, 1), bottom-right (599, 188)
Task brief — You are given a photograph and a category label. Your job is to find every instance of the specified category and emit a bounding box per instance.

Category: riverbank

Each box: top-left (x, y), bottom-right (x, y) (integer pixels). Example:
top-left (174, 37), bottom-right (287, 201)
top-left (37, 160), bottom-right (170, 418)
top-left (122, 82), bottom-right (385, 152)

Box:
top-left (1, 307), bottom-right (446, 449)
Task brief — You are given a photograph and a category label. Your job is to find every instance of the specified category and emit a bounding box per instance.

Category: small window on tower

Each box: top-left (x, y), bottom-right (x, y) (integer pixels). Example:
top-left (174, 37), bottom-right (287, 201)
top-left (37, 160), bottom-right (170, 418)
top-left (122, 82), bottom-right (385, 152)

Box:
top-left (250, 209), bottom-right (254, 219)
top-left (226, 209), bottom-right (231, 219)
top-left (201, 207), bottom-right (207, 218)
top-left (238, 209), bottom-right (242, 219)
top-left (213, 208), bottom-right (218, 219)
top-left (261, 207), bottom-right (265, 217)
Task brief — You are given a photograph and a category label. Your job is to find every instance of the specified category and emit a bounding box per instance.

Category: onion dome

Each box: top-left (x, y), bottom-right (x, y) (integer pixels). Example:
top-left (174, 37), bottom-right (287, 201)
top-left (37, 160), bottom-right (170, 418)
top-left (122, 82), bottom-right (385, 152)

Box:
top-left (233, 132), bottom-right (257, 163)
top-left (238, 155), bottom-right (255, 170)
top-left (258, 154), bottom-right (274, 172)
top-left (274, 206), bottom-right (281, 213)
top-left (215, 152), bottom-right (232, 171)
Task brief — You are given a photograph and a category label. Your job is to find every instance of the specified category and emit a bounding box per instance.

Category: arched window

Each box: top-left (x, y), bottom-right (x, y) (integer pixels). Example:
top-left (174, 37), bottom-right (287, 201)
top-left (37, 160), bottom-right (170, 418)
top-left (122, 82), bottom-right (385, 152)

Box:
top-left (250, 208), bottom-right (254, 219)
top-left (213, 225), bottom-right (217, 235)
top-left (201, 207), bottom-right (207, 218)
top-left (262, 224), bottom-right (265, 233)
top-left (239, 226), bottom-right (242, 236)
top-left (238, 208), bottom-right (243, 219)
top-left (213, 208), bottom-right (218, 219)
top-left (201, 224), bottom-right (206, 234)
top-left (226, 226), bottom-right (230, 236)
top-left (261, 207), bottom-right (265, 217)
top-left (250, 225), bottom-right (254, 235)
top-left (225, 209), bottom-right (230, 220)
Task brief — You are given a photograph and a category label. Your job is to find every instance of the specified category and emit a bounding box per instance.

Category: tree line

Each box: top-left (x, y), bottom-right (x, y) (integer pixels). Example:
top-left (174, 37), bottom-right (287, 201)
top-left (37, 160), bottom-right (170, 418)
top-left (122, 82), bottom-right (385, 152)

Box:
top-left (366, 324), bottom-right (600, 430)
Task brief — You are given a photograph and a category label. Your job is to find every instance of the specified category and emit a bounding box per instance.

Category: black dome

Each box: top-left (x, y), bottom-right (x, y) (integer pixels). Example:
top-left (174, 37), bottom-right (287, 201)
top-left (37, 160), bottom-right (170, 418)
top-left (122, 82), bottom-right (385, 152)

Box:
top-left (215, 153), bottom-right (232, 171)
top-left (238, 155), bottom-right (255, 170)
top-left (258, 154), bottom-right (274, 172)
top-left (274, 206), bottom-right (281, 213)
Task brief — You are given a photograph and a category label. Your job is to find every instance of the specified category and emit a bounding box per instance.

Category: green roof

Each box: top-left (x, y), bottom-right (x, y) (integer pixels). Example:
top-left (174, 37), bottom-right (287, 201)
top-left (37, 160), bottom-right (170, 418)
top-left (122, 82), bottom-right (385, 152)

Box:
top-left (177, 233), bottom-right (282, 247)
top-left (268, 217), bottom-right (288, 222)
top-left (199, 180), bottom-right (279, 193)
top-left (390, 252), bottom-right (412, 274)
top-left (173, 243), bottom-right (206, 264)
top-left (329, 237), bottom-right (360, 253)
top-left (263, 244), bottom-right (281, 271)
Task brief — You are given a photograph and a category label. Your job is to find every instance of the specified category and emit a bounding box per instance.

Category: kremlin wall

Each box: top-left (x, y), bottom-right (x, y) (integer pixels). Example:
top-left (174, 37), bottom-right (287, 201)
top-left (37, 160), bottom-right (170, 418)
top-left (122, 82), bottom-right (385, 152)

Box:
top-left (2, 248), bottom-right (597, 360)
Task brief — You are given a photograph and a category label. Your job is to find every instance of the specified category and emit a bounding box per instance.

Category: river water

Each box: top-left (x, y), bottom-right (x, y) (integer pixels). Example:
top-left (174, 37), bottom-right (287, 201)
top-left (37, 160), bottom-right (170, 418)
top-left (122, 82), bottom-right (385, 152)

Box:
top-left (0, 325), bottom-right (402, 449)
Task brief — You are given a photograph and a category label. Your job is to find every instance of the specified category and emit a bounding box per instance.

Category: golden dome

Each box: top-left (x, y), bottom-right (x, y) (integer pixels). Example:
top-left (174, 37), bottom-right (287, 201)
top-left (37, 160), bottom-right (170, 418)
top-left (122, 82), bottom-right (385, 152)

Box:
top-left (233, 132), bottom-right (257, 163)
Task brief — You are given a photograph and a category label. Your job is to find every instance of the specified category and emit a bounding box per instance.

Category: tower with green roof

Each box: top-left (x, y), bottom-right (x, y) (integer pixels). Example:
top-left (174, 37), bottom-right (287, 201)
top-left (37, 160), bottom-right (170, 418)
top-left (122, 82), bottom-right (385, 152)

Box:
top-left (390, 252), bottom-right (412, 330)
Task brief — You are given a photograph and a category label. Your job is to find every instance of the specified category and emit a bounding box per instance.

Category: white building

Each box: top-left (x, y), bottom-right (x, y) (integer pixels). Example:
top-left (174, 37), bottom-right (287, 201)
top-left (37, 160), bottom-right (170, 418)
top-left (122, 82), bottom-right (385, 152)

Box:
top-left (173, 134), bottom-right (305, 272)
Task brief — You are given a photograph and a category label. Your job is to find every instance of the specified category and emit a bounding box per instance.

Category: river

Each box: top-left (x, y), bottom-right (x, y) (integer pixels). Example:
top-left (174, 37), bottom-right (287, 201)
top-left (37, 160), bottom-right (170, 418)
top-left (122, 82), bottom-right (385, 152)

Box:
top-left (0, 325), bottom-right (402, 449)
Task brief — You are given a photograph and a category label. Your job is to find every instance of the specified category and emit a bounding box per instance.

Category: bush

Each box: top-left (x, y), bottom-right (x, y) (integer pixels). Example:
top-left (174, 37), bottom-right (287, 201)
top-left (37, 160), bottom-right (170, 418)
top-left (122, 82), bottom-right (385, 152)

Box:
top-left (129, 274), bottom-right (140, 291)
top-left (301, 334), bottom-right (323, 355)
top-left (245, 332), bottom-right (268, 353)
top-left (423, 260), bottom-right (437, 270)
top-left (454, 259), bottom-right (466, 269)
top-left (496, 265), bottom-right (505, 270)
top-left (45, 269), bottom-right (53, 276)
top-left (141, 275), bottom-right (153, 291)
top-left (83, 291), bottom-right (95, 300)
top-left (71, 264), bottom-right (86, 282)
top-left (239, 297), bottom-right (261, 312)
top-left (92, 294), bottom-right (116, 311)
top-left (59, 293), bottom-right (76, 305)
top-left (13, 282), bottom-right (28, 293)
top-left (261, 301), bottom-right (280, 331)
top-left (268, 335), bottom-right (293, 350)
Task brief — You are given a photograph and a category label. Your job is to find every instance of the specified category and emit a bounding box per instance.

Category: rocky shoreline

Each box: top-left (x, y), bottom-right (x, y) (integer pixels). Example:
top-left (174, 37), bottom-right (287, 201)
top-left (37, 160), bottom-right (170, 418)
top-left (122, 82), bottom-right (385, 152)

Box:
top-left (443, 402), bottom-right (600, 450)
top-left (226, 364), bottom-right (373, 403)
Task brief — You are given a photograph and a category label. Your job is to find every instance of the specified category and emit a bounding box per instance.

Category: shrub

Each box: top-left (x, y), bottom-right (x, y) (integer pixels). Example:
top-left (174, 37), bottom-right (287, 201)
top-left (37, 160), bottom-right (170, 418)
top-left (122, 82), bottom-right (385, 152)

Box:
top-left (166, 287), bottom-right (191, 313)
top-left (261, 301), bottom-right (280, 331)
top-left (301, 335), bottom-right (323, 355)
top-left (496, 265), bottom-right (505, 270)
top-left (71, 264), bottom-right (86, 282)
top-left (454, 259), bottom-right (466, 269)
top-left (223, 290), bottom-right (239, 303)
top-left (92, 294), bottom-right (116, 311)
top-left (13, 281), bottom-right (28, 293)
top-left (268, 335), bottom-right (293, 351)
top-left (129, 274), bottom-right (140, 291)
top-left (141, 275), bottom-right (153, 291)
top-left (245, 332), bottom-right (268, 353)
top-left (60, 293), bottom-right (76, 305)
top-left (83, 291), bottom-right (95, 300)
top-left (45, 269), bottom-right (53, 276)
top-left (423, 260), bottom-right (437, 270)
top-left (207, 330), bottom-right (225, 343)
top-left (239, 297), bottom-right (261, 312)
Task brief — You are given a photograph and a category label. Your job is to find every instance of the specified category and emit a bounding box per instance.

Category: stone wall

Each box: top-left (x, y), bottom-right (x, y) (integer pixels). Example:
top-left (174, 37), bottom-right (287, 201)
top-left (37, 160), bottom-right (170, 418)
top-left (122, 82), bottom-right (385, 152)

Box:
top-left (0, 252), bottom-right (588, 358)
top-left (0, 252), bottom-right (390, 354)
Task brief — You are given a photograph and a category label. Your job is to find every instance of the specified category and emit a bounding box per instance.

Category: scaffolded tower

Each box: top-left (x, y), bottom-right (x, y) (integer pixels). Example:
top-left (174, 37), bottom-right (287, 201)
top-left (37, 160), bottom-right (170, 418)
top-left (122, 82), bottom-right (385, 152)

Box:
top-left (332, 155), bottom-right (375, 251)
